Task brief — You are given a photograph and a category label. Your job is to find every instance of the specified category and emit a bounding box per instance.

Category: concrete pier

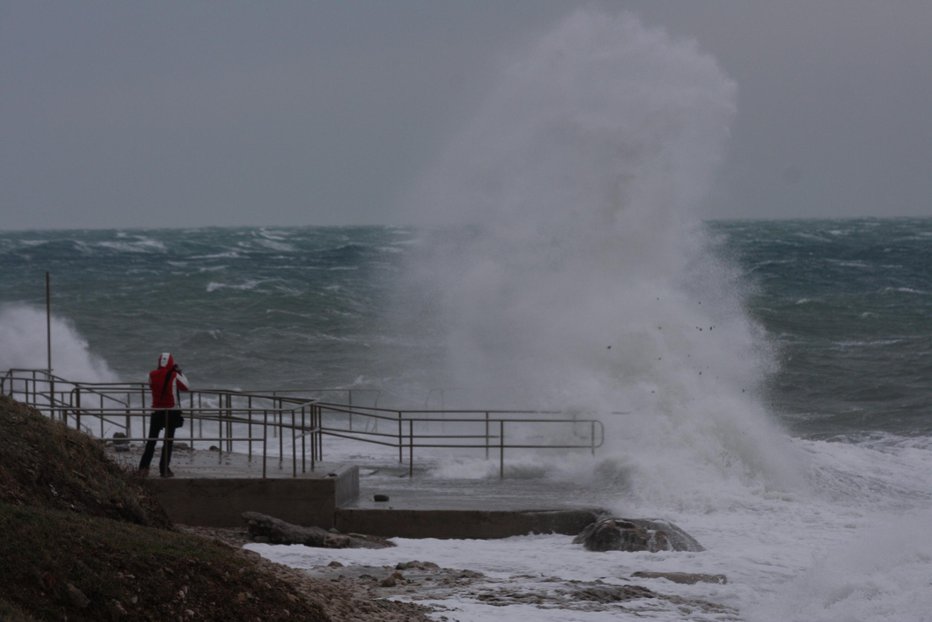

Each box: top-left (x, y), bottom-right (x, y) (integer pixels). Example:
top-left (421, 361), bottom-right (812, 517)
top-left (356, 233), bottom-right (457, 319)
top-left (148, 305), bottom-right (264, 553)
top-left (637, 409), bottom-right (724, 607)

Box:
top-left (147, 465), bottom-right (359, 528)
top-left (109, 446), bottom-right (605, 538)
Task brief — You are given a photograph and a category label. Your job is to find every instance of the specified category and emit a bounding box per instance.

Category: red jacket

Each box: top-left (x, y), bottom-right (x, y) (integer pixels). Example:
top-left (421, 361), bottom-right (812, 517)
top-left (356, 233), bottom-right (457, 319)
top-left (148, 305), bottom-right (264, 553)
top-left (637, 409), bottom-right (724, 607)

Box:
top-left (149, 353), bottom-right (190, 409)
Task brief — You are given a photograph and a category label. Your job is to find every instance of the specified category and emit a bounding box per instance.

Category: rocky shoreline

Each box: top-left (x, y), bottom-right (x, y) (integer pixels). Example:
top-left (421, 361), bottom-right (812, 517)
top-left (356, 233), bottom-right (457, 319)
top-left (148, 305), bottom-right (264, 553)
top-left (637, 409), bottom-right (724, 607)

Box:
top-left (182, 525), bottom-right (737, 620)
top-left (179, 525), bottom-right (434, 621)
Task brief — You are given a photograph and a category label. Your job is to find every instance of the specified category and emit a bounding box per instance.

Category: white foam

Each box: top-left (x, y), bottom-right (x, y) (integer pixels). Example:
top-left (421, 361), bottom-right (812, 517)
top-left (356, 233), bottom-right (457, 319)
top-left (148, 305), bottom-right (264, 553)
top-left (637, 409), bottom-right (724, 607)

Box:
top-left (746, 507), bottom-right (932, 622)
top-left (96, 236), bottom-right (167, 253)
top-left (206, 279), bottom-right (261, 293)
top-left (0, 303), bottom-right (117, 382)
top-left (400, 9), bottom-right (803, 504)
top-left (245, 431), bottom-right (932, 621)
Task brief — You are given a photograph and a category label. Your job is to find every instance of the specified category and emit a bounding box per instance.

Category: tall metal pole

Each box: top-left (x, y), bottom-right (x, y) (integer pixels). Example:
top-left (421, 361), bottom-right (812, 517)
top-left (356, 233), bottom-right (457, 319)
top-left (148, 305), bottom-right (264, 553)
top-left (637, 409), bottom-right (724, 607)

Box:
top-left (45, 272), bottom-right (52, 373)
top-left (46, 272), bottom-right (55, 421)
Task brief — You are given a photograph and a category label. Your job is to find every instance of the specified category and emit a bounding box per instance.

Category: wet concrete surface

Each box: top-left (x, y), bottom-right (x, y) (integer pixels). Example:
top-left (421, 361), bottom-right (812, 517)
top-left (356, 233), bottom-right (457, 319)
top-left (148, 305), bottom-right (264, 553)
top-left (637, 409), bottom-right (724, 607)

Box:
top-left (108, 443), bottom-right (608, 512)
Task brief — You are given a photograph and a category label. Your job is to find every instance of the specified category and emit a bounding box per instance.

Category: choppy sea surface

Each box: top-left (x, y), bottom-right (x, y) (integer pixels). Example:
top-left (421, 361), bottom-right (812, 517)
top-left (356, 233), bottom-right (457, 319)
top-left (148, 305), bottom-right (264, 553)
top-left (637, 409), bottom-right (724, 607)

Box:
top-left (2, 219), bottom-right (931, 621)
top-left (1, 220), bottom-right (929, 439)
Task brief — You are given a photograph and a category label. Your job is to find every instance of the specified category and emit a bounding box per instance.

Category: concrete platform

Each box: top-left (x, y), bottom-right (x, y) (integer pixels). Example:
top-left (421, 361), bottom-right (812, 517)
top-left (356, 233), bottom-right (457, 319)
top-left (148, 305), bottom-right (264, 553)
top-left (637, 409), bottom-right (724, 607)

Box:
top-left (107, 445), bottom-right (606, 538)
top-left (146, 465), bottom-right (359, 528)
top-left (335, 507), bottom-right (601, 539)
top-left (342, 468), bottom-right (607, 538)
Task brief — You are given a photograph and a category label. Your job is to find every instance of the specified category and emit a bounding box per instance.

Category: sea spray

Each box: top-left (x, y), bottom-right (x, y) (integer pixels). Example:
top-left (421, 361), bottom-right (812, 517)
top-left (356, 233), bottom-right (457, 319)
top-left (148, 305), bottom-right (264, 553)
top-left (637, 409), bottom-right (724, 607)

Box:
top-left (746, 506), bottom-right (932, 622)
top-left (399, 10), bottom-right (807, 501)
top-left (0, 303), bottom-right (117, 383)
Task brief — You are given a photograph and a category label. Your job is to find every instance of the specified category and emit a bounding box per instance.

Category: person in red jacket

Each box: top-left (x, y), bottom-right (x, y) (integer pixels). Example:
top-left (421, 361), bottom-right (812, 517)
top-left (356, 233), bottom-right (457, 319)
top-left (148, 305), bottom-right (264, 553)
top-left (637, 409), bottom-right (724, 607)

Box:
top-left (138, 352), bottom-right (190, 478)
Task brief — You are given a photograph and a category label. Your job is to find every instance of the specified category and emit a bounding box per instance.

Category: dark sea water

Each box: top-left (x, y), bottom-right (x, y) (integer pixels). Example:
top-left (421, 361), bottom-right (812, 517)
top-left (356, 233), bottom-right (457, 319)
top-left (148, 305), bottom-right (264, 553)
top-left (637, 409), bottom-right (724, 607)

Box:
top-left (1, 219), bottom-right (930, 440)
top-left (717, 218), bottom-right (932, 439)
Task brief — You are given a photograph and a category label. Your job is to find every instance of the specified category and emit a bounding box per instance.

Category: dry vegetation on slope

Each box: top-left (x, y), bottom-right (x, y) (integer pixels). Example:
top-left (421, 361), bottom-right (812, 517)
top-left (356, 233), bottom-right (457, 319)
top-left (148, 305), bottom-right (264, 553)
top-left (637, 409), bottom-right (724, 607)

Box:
top-left (0, 395), bottom-right (430, 621)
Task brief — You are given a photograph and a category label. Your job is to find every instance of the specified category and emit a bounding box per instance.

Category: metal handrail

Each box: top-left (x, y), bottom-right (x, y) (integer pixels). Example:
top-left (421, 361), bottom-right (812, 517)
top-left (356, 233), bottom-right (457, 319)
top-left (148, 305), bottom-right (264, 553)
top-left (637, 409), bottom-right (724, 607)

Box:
top-left (3, 371), bottom-right (323, 477)
top-left (313, 401), bottom-right (605, 476)
top-left (3, 368), bottom-right (607, 479)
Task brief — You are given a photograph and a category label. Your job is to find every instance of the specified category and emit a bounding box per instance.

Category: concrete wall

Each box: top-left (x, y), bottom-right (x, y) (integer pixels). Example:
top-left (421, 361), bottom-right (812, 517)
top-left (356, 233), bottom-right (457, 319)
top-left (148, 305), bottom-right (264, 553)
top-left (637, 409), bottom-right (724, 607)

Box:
top-left (145, 465), bottom-right (601, 539)
top-left (147, 466), bottom-right (358, 528)
top-left (335, 508), bottom-right (601, 539)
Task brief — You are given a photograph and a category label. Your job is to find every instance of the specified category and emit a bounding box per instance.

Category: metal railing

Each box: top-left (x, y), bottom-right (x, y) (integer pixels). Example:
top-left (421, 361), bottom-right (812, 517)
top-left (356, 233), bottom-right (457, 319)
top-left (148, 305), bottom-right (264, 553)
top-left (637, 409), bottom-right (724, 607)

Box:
top-left (313, 401), bottom-right (604, 477)
top-left (2, 369), bottom-right (321, 477)
top-left (3, 368), bottom-right (605, 478)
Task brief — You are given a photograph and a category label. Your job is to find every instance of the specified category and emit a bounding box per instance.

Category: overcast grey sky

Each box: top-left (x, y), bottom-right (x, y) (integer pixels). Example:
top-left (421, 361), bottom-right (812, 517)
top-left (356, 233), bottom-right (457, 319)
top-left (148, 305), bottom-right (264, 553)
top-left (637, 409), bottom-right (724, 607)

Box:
top-left (2, 1), bottom-right (930, 230)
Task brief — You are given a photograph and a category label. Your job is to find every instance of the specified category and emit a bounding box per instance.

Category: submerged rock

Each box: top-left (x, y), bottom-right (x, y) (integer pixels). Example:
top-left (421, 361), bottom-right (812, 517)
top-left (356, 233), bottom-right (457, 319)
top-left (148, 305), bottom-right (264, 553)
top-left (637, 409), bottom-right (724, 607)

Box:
top-left (573, 517), bottom-right (704, 552)
top-left (242, 512), bottom-right (394, 549)
top-left (573, 584), bottom-right (657, 603)
top-left (632, 571), bottom-right (726, 584)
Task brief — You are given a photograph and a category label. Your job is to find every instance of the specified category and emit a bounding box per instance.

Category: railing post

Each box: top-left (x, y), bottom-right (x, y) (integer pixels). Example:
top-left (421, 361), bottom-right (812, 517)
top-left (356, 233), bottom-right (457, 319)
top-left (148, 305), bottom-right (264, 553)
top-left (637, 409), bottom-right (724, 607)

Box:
top-left (291, 408), bottom-right (297, 477)
top-left (310, 404), bottom-right (317, 472)
top-left (397, 411), bottom-right (403, 464)
top-left (485, 411), bottom-right (490, 460)
top-left (300, 406), bottom-right (306, 474)
top-left (499, 420), bottom-right (505, 479)
top-left (262, 409), bottom-right (268, 479)
top-left (248, 395), bottom-right (253, 462)
top-left (226, 393), bottom-right (233, 453)
top-left (74, 387), bottom-right (81, 431)
top-left (49, 377), bottom-right (56, 422)
top-left (316, 404), bottom-right (323, 463)
top-left (278, 401), bottom-right (284, 469)
top-left (408, 420), bottom-right (414, 478)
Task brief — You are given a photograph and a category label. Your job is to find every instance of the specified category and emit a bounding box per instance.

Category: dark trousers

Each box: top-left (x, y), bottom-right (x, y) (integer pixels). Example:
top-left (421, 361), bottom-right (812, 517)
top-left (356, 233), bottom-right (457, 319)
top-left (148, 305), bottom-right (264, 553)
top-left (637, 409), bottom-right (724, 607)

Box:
top-left (138, 410), bottom-right (179, 475)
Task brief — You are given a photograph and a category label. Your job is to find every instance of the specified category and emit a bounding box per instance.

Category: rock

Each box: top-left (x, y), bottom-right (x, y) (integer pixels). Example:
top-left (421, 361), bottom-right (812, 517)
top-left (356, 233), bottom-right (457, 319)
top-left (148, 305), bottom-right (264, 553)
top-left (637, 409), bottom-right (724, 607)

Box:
top-left (396, 560), bottom-right (439, 571)
top-left (242, 512), bottom-right (395, 549)
top-left (107, 599), bottom-right (127, 617)
top-left (65, 583), bottom-right (90, 608)
top-left (346, 532), bottom-right (397, 548)
top-left (573, 517), bottom-right (704, 552)
top-left (379, 571), bottom-right (405, 587)
top-left (632, 571), bottom-right (727, 584)
top-left (574, 584), bottom-right (657, 602)
top-left (112, 432), bottom-right (130, 452)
